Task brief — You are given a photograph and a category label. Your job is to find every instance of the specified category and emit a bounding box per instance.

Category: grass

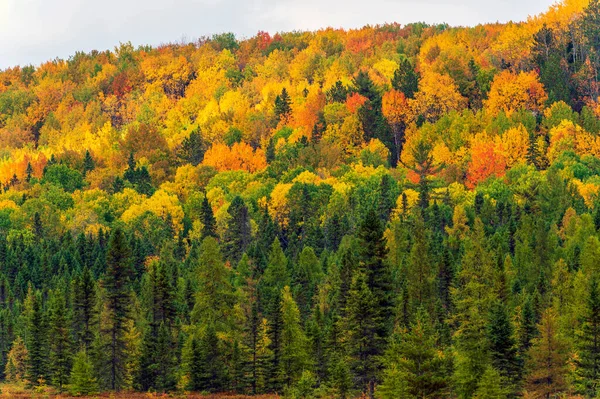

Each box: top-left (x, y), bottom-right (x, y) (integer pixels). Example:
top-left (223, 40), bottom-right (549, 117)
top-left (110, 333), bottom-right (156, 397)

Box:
top-left (0, 384), bottom-right (281, 399)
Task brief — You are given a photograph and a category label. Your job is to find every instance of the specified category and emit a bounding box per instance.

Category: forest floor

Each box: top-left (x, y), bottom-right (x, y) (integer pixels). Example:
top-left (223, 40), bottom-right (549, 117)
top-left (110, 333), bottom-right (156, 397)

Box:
top-left (0, 385), bottom-right (281, 399)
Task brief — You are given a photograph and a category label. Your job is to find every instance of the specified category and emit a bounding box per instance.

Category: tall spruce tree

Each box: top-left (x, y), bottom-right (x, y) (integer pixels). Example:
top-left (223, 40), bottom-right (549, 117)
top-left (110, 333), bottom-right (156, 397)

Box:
top-left (576, 276), bottom-right (600, 397)
top-left (48, 290), bottom-right (72, 390)
top-left (223, 196), bottom-right (252, 264)
top-left (101, 227), bottom-right (133, 391)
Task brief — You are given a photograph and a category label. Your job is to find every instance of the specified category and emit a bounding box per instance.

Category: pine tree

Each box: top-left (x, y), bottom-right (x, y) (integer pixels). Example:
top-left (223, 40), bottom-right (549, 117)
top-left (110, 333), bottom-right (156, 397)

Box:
top-left (200, 195), bottom-right (218, 239)
top-left (473, 366), bottom-right (508, 399)
top-left (101, 227), bottom-right (133, 391)
top-left (82, 150), bottom-right (95, 176)
top-left (191, 237), bottom-right (235, 330)
top-left (48, 290), bottom-right (72, 390)
top-left (379, 308), bottom-right (448, 399)
top-left (178, 129), bottom-right (206, 166)
top-left (293, 245), bottom-right (322, 322)
top-left (487, 301), bottom-right (522, 396)
top-left (526, 308), bottom-right (569, 399)
top-left (223, 196), bottom-right (252, 264)
top-left (391, 58), bottom-right (419, 99)
top-left (274, 88), bottom-right (292, 122)
top-left (280, 286), bottom-right (310, 387)
top-left (72, 267), bottom-right (97, 350)
top-left (576, 276), bottom-right (600, 397)
top-left (346, 208), bottom-right (393, 398)
top-left (452, 218), bottom-right (496, 399)
top-left (24, 286), bottom-right (47, 386)
top-left (25, 162), bottom-right (33, 183)
top-left (188, 326), bottom-right (225, 392)
top-left (407, 214), bottom-right (434, 313)
top-left (69, 350), bottom-right (99, 396)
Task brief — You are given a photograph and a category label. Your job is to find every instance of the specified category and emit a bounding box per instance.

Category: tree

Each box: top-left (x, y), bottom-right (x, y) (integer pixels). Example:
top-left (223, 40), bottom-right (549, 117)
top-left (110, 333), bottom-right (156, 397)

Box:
top-left (487, 301), bottom-right (522, 395)
top-left (223, 196), bottom-right (252, 264)
top-left (378, 308), bottom-right (448, 399)
top-left (200, 195), bottom-right (218, 239)
top-left (83, 150), bottom-right (95, 176)
top-left (575, 276), bottom-right (600, 397)
top-left (391, 58), bottom-right (419, 99)
top-left (5, 337), bottom-right (28, 383)
top-left (48, 290), bottom-right (72, 390)
top-left (275, 88), bottom-right (292, 122)
top-left (24, 287), bottom-right (47, 386)
top-left (191, 237), bottom-right (236, 331)
top-left (280, 286), bottom-right (310, 387)
top-left (69, 350), bottom-right (99, 396)
top-left (188, 326), bottom-right (225, 392)
top-left (72, 267), bottom-right (97, 351)
top-left (473, 366), bottom-right (508, 399)
top-left (178, 129), bottom-right (206, 166)
top-left (101, 227), bottom-right (133, 391)
top-left (526, 308), bottom-right (569, 399)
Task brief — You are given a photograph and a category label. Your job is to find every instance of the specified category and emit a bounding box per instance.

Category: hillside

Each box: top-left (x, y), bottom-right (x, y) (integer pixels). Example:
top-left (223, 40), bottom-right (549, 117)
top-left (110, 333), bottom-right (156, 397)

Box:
top-left (1, 0), bottom-right (600, 397)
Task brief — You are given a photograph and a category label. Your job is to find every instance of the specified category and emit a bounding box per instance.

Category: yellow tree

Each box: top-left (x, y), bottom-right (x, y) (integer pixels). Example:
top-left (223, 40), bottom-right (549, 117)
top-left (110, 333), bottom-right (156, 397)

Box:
top-left (485, 70), bottom-right (548, 116)
top-left (382, 89), bottom-right (410, 162)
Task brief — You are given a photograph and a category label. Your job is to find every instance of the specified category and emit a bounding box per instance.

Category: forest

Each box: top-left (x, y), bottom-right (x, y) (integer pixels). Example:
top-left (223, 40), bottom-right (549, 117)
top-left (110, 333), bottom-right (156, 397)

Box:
top-left (2, 0), bottom-right (600, 398)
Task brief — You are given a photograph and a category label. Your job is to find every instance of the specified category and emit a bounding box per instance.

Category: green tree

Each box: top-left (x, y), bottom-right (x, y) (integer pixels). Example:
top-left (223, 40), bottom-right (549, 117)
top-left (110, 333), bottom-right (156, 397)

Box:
top-left (526, 308), bottom-right (569, 399)
top-left (223, 196), bottom-right (252, 264)
top-left (200, 195), bottom-right (218, 239)
top-left (101, 227), bottom-right (133, 391)
top-left (69, 350), bottom-right (99, 396)
top-left (280, 286), bottom-right (310, 387)
top-left (72, 267), bottom-right (97, 350)
top-left (24, 287), bottom-right (47, 386)
top-left (378, 308), bottom-right (448, 399)
top-left (575, 276), bottom-right (600, 397)
top-left (48, 290), bottom-right (72, 390)
top-left (391, 58), bottom-right (419, 99)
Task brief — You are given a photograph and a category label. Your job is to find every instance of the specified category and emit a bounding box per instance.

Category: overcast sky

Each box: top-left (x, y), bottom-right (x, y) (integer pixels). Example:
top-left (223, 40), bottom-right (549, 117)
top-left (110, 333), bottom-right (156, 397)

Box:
top-left (0, 0), bottom-right (556, 69)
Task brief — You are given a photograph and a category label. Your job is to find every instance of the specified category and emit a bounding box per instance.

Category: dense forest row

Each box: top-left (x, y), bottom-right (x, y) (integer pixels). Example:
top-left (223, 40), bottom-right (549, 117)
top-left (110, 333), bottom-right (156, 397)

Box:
top-left (3, 0), bottom-right (600, 397)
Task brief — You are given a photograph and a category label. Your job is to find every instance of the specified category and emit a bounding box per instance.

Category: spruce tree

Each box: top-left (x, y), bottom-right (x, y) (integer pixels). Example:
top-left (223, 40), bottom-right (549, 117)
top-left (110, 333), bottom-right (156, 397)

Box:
top-left (24, 286), bottom-right (47, 386)
top-left (576, 276), bottom-right (600, 397)
top-left (72, 267), bottom-right (97, 350)
top-left (473, 366), bottom-right (508, 399)
top-left (82, 150), bottom-right (95, 176)
top-left (200, 195), bottom-right (218, 239)
top-left (101, 227), bottom-right (133, 391)
top-left (526, 308), bottom-right (569, 399)
top-left (223, 196), bottom-right (252, 264)
top-left (48, 290), bottom-right (72, 390)
top-left (487, 301), bottom-right (522, 396)
top-left (379, 308), bottom-right (448, 399)
top-left (69, 350), bottom-right (99, 396)
top-left (280, 286), bottom-right (310, 387)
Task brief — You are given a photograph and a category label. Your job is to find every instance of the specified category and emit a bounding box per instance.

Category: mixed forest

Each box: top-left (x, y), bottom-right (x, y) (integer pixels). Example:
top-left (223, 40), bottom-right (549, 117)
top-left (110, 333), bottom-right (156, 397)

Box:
top-left (4, 0), bottom-right (600, 397)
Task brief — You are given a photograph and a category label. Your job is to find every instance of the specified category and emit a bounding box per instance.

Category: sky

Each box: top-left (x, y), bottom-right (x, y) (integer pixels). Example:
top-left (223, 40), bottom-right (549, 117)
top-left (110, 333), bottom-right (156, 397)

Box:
top-left (0, 0), bottom-right (557, 69)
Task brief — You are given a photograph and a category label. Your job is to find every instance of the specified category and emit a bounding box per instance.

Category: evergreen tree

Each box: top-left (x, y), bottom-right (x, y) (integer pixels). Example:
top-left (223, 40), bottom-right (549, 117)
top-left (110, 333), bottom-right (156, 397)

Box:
top-left (72, 267), bottom-right (97, 350)
top-left (347, 208), bottom-right (393, 398)
top-left (178, 129), bottom-right (206, 166)
top-left (48, 290), bottom-right (72, 390)
top-left (70, 350), bottom-right (99, 396)
top-left (391, 58), bottom-right (419, 99)
top-left (576, 276), bottom-right (600, 397)
top-left (24, 287), bottom-right (47, 386)
top-left (188, 326), bottom-right (225, 392)
top-left (280, 286), bottom-right (310, 387)
top-left (487, 301), bottom-right (522, 396)
top-left (25, 162), bottom-right (33, 183)
top-left (274, 88), bottom-right (292, 122)
top-left (200, 195), bottom-right (218, 239)
top-left (223, 196), bottom-right (252, 264)
top-left (379, 308), bottom-right (448, 399)
top-left (101, 227), bottom-right (133, 391)
top-left (526, 308), bottom-right (569, 399)
top-left (82, 150), bottom-right (95, 176)
top-left (473, 366), bottom-right (508, 399)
